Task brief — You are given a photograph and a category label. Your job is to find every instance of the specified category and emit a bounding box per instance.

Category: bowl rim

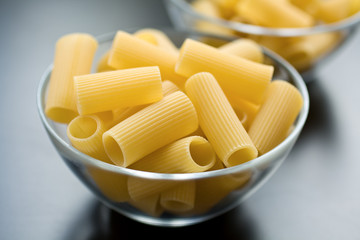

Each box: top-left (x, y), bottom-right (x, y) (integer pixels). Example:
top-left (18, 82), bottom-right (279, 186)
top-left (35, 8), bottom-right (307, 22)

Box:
top-left (167, 0), bottom-right (360, 37)
top-left (37, 29), bottom-right (309, 181)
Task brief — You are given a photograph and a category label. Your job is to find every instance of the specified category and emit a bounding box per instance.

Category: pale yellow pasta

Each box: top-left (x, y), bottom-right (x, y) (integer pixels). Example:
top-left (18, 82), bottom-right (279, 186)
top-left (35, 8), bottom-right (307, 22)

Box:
top-left (248, 80), bottom-right (303, 155)
top-left (74, 66), bottom-right (163, 115)
top-left (45, 33), bottom-right (97, 123)
top-left (103, 91), bottom-right (198, 167)
top-left (129, 194), bottom-right (163, 217)
top-left (191, 0), bottom-right (235, 36)
top-left (96, 51), bottom-right (116, 72)
top-left (111, 80), bottom-right (180, 126)
top-left (176, 39), bottom-right (273, 104)
top-left (128, 177), bottom-right (177, 201)
top-left (134, 28), bottom-right (179, 55)
top-left (350, 0), bottom-right (360, 15)
top-left (87, 166), bottom-right (130, 202)
top-left (315, 0), bottom-right (352, 23)
top-left (160, 181), bottom-right (196, 213)
top-left (129, 136), bottom-right (216, 173)
top-left (67, 115), bottom-right (111, 163)
top-left (185, 72), bottom-right (258, 167)
top-left (236, 0), bottom-right (315, 28)
top-left (283, 32), bottom-right (340, 71)
top-left (218, 38), bottom-right (264, 63)
top-left (108, 31), bottom-right (186, 88)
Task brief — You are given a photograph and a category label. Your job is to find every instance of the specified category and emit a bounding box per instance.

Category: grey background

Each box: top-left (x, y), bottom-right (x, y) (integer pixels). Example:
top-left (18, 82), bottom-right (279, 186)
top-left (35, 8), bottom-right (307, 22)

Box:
top-left (1, 0), bottom-right (360, 239)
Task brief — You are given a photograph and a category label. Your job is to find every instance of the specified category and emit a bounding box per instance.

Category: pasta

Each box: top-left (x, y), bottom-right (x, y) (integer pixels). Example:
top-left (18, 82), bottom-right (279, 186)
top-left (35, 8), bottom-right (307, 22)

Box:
top-left (129, 194), bottom-right (163, 217)
top-left (108, 31), bottom-right (186, 88)
top-left (74, 66), bottom-right (163, 115)
top-left (315, 0), bottom-right (353, 23)
top-left (160, 181), bottom-right (196, 213)
top-left (248, 80), bottom-right (303, 155)
top-left (176, 38), bottom-right (273, 104)
top-left (103, 91), bottom-right (198, 167)
top-left (129, 136), bottom-right (216, 173)
top-left (236, 0), bottom-right (315, 28)
top-left (45, 33), bottom-right (97, 123)
top-left (96, 51), bottom-right (116, 72)
top-left (185, 72), bottom-right (258, 167)
top-left (67, 115), bottom-right (111, 163)
top-left (218, 38), bottom-right (264, 63)
top-left (226, 95), bottom-right (260, 130)
top-left (128, 177), bottom-right (177, 201)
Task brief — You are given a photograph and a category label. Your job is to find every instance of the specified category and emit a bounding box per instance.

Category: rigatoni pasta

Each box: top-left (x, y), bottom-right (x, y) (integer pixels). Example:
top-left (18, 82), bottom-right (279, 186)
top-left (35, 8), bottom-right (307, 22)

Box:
top-left (176, 38), bottom-right (273, 104)
top-left (248, 80), bottom-right (303, 155)
top-left (160, 181), bottom-right (196, 213)
top-left (218, 38), bottom-right (264, 63)
top-left (74, 66), bottom-right (163, 115)
top-left (185, 72), bottom-right (258, 167)
top-left (45, 33), bottom-right (97, 123)
top-left (103, 91), bottom-right (198, 167)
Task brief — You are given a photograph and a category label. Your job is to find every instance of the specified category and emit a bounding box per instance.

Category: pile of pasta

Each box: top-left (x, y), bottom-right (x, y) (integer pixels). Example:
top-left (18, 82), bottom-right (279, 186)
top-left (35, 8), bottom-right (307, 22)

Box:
top-left (191, 0), bottom-right (360, 71)
top-left (45, 29), bottom-right (303, 216)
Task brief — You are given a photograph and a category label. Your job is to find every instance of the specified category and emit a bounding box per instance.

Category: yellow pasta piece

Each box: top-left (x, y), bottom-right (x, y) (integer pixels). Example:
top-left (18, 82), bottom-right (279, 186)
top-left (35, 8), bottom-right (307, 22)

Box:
top-left (74, 66), bottom-right (163, 115)
top-left (129, 194), bottom-right (164, 217)
top-left (218, 38), bottom-right (264, 63)
top-left (315, 0), bottom-right (352, 23)
top-left (185, 72), bottom-right (258, 167)
top-left (45, 33), bottom-right (97, 123)
top-left (191, 0), bottom-right (235, 36)
top-left (350, 0), bottom-right (360, 15)
top-left (103, 91), bottom-right (198, 167)
top-left (129, 136), bottom-right (216, 173)
top-left (128, 177), bottom-right (177, 201)
top-left (134, 29), bottom-right (179, 55)
top-left (283, 32), bottom-right (340, 71)
top-left (111, 80), bottom-right (180, 127)
top-left (96, 51), bottom-right (116, 72)
top-left (248, 80), bottom-right (303, 155)
top-left (160, 181), bottom-right (196, 213)
top-left (67, 115), bottom-right (111, 163)
top-left (108, 31), bottom-right (186, 88)
top-left (87, 166), bottom-right (130, 202)
top-left (176, 39), bottom-right (273, 104)
top-left (236, 0), bottom-right (315, 28)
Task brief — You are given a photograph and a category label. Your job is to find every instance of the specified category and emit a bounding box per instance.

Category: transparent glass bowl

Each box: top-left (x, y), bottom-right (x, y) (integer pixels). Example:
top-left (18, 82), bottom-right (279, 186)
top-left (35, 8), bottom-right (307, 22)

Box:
top-left (37, 29), bottom-right (309, 227)
top-left (165, 0), bottom-right (360, 76)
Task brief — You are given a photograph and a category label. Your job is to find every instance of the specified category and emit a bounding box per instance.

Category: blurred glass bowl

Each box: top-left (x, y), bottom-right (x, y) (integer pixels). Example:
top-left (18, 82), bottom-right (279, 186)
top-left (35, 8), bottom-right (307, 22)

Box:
top-left (37, 29), bottom-right (309, 227)
top-left (165, 0), bottom-right (360, 77)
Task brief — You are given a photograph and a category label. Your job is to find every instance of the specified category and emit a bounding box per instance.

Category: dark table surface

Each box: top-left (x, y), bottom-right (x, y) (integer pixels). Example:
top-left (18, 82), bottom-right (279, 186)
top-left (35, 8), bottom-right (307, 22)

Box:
top-left (1, 0), bottom-right (360, 239)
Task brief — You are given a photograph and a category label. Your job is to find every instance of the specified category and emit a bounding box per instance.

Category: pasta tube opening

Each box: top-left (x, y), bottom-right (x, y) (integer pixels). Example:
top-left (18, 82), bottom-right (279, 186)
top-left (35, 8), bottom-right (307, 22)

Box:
top-left (226, 147), bottom-right (258, 167)
top-left (68, 116), bottom-right (98, 139)
top-left (46, 107), bottom-right (78, 124)
top-left (189, 139), bottom-right (216, 168)
top-left (103, 134), bottom-right (124, 166)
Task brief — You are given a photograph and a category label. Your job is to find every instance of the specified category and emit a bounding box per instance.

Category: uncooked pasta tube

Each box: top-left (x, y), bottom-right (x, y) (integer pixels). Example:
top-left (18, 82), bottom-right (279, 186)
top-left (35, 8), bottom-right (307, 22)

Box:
top-left (134, 28), bottom-right (179, 55)
top-left (67, 115), bottom-right (111, 163)
top-left (128, 177), bottom-right (177, 201)
top-left (96, 51), bottom-right (116, 72)
top-left (103, 91), bottom-right (198, 167)
top-left (74, 66), bottom-right (163, 115)
top-left (185, 72), bottom-right (258, 167)
top-left (129, 194), bottom-right (163, 217)
top-left (176, 38), bottom-right (273, 104)
top-left (108, 31), bottom-right (186, 88)
top-left (315, 0), bottom-right (352, 23)
top-left (160, 181), bottom-right (196, 213)
top-left (111, 80), bottom-right (180, 126)
top-left (248, 80), bottom-right (303, 155)
top-left (218, 38), bottom-right (264, 63)
top-left (129, 136), bottom-right (216, 173)
top-left (236, 0), bottom-right (315, 28)
top-left (45, 33), bottom-right (97, 123)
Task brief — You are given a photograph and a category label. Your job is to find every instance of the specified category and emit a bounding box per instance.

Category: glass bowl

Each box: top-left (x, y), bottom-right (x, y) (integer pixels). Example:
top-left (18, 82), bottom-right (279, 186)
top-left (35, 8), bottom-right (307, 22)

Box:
top-left (165, 0), bottom-right (360, 77)
top-left (37, 29), bottom-right (309, 227)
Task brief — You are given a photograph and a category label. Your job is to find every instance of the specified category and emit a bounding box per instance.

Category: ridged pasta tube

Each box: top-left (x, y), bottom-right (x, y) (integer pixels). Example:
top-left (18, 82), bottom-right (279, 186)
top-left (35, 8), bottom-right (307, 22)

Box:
top-left (129, 136), bottom-right (216, 173)
top-left (129, 194), bottom-right (163, 217)
top-left (176, 38), bottom-right (273, 104)
top-left (185, 72), bottom-right (258, 167)
top-left (128, 178), bottom-right (177, 201)
top-left (218, 39), bottom-right (264, 63)
top-left (160, 181), bottom-right (196, 213)
top-left (108, 31), bottom-right (186, 88)
top-left (45, 33), bottom-right (97, 123)
top-left (248, 80), bottom-right (303, 155)
top-left (74, 66), bottom-right (163, 115)
top-left (103, 91), bottom-right (198, 167)
top-left (236, 0), bottom-right (315, 28)
top-left (67, 115), bottom-right (111, 163)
